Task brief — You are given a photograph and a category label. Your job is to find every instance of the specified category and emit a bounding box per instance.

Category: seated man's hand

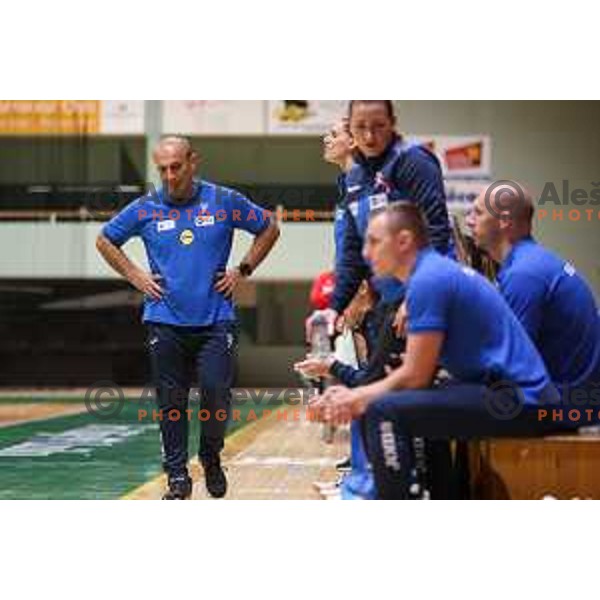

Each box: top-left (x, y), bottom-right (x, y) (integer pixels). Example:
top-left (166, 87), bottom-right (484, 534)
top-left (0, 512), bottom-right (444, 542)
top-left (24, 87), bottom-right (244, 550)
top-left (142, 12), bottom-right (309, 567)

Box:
top-left (294, 356), bottom-right (334, 379)
top-left (309, 385), bottom-right (366, 425)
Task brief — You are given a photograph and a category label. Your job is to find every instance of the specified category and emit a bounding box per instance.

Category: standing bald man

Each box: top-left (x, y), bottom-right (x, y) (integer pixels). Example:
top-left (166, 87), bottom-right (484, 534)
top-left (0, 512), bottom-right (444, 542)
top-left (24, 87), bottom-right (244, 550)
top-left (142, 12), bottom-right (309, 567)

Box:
top-left (467, 182), bottom-right (600, 422)
top-left (97, 136), bottom-right (280, 499)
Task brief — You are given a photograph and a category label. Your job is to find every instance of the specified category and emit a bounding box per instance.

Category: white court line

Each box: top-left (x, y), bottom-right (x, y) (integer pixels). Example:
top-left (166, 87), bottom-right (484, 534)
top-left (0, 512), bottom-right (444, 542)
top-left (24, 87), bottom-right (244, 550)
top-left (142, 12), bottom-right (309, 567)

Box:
top-left (230, 456), bottom-right (340, 468)
top-left (0, 405), bottom-right (88, 429)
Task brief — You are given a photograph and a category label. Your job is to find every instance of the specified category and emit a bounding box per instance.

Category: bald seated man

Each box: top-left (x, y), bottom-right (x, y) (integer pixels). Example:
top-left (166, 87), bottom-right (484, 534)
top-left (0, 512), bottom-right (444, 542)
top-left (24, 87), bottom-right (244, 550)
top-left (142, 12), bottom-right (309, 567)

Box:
top-left (467, 182), bottom-right (600, 425)
top-left (310, 203), bottom-right (568, 500)
top-left (96, 136), bottom-right (280, 499)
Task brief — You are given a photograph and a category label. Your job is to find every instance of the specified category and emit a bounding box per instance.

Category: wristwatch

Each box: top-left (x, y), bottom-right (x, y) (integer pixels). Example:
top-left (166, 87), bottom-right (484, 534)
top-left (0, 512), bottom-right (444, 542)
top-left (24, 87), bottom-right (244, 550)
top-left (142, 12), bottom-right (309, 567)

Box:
top-left (237, 262), bottom-right (253, 278)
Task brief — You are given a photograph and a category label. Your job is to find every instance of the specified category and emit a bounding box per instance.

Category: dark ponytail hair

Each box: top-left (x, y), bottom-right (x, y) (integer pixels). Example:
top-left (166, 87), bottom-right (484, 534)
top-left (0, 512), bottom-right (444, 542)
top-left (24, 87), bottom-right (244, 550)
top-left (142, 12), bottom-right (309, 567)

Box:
top-left (348, 100), bottom-right (395, 120)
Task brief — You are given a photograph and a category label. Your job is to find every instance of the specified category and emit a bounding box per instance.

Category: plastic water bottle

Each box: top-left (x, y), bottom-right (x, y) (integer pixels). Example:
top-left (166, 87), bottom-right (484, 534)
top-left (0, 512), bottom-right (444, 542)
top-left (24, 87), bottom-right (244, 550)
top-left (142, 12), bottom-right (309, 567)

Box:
top-left (310, 312), bottom-right (335, 443)
top-left (310, 311), bottom-right (332, 360)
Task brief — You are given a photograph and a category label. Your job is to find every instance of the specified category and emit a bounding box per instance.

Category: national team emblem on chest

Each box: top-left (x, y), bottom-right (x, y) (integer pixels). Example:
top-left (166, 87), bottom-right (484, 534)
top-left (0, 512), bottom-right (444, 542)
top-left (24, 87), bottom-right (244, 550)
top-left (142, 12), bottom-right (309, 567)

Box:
top-left (195, 214), bottom-right (215, 228)
top-left (179, 229), bottom-right (195, 246)
top-left (369, 193), bottom-right (389, 212)
top-left (157, 219), bottom-right (176, 233)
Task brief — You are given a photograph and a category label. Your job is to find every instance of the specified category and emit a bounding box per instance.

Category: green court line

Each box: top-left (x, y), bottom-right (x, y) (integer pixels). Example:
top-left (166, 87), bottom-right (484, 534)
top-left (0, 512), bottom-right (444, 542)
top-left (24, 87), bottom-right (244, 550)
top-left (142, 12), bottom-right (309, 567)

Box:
top-left (0, 399), bottom-right (263, 500)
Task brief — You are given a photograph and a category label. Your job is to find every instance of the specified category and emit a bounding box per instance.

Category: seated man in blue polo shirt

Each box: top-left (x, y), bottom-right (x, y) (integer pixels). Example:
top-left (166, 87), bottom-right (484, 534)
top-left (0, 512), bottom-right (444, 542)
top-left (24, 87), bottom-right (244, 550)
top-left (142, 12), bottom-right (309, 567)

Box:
top-left (97, 136), bottom-right (280, 499)
top-left (310, 203), bottom-right (565, 499)
top-left (467, 182), bottom-right (600, 424)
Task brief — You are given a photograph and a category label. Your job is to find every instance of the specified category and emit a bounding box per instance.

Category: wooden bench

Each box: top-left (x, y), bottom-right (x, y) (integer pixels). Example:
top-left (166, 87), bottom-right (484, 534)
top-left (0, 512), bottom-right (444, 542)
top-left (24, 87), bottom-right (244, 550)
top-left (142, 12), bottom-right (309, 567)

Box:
top-left (469, 435), bottom-right (600, 499)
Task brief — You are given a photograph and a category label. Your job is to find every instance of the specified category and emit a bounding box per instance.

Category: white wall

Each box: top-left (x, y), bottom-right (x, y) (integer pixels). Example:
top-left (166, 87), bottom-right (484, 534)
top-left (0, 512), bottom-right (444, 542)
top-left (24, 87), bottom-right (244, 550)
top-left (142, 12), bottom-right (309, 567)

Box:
top-left (0, 221), bottom-right (335, 281)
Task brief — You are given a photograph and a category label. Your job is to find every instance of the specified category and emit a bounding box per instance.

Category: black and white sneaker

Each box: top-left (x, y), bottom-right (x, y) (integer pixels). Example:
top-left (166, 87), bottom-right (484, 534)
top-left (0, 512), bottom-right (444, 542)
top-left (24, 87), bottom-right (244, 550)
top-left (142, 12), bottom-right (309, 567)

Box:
top-left (202, 456), bottom-right (227, 498)
top-left (335, 456), bottom-right (352, 472)
top-left (162, 474), bottom-right (193, 500)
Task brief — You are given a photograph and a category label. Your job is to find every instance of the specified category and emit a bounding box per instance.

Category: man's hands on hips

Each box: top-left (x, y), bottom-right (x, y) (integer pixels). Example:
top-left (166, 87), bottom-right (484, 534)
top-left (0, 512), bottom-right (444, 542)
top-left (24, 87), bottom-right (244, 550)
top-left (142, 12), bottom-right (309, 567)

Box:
top-left (214, 268), bottom-right (243, 299)
top-left (309, 385), bottom-right (367, 425)
top-left (130, 269), bottom-right (164, 301)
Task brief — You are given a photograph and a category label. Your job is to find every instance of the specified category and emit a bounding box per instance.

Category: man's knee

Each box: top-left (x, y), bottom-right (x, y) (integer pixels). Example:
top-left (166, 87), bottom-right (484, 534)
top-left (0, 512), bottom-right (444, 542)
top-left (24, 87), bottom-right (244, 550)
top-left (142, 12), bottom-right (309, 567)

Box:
top-left (365, 393), bottom-right (404, 423)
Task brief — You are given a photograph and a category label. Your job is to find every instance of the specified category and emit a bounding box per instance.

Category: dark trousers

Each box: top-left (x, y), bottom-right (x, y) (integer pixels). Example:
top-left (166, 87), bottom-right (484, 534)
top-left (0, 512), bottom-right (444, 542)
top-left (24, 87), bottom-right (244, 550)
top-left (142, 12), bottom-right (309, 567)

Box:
top-left (146, 321), bottom-right (237, 478)
top-left (362, 381), bottom-right (576, 499)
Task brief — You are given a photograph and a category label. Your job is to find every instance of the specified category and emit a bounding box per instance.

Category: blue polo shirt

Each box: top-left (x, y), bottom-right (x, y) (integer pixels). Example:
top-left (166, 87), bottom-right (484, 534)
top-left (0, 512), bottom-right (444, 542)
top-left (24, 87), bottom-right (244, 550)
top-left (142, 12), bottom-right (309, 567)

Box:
top-left (102, 180), bottom-right (270, 327)
top-left (497, 238), bottom-right (600, 389)
top-left (406, 248), bottom-right (555, 405)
